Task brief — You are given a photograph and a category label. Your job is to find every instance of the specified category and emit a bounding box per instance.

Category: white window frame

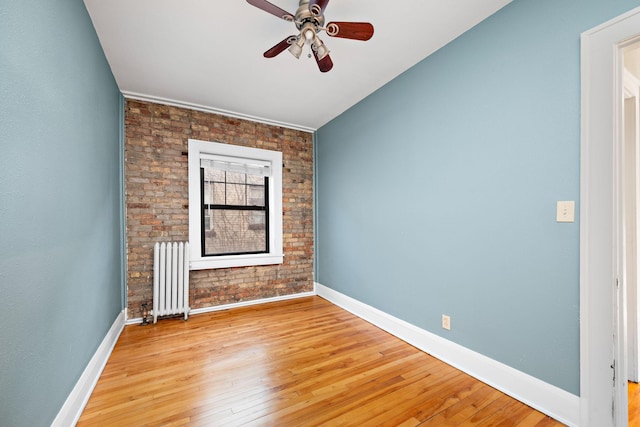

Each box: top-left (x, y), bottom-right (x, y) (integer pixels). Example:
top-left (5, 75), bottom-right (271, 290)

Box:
top-left (188, 139), bottom-right (283, 270)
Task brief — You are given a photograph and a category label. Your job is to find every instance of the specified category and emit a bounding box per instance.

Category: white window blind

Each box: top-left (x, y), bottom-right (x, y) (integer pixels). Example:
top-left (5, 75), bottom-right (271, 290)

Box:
top-left (200, 155), bottom-right (271, 177)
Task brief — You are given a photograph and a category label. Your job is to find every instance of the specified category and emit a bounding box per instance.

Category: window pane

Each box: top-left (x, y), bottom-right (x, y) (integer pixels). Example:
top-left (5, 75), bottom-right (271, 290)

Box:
top-left (211, 169), bottom-right (225, 182)
top-left (203, 205), bottom-right (214, 238)
top-left (249, 211), bottom-right (266, 228)
top-left (225, 183), bottom-right (246, 205)
top-left (226, 171), bottom-right (245, 184)
top-left (248, 185), bottom-right (265, 206)
top-left (246, 174), bottom-right (264, 185)
top-left (204, 210), bottom-right (267, 255)
top-left (203, 181), bottom-right (213, 205)
top-left (212, 182), bottom-right (226, 205)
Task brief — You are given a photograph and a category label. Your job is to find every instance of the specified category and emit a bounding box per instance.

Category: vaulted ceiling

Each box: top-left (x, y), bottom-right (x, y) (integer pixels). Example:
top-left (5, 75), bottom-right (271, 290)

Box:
top-left (84, 0), bottom-right (512, 131)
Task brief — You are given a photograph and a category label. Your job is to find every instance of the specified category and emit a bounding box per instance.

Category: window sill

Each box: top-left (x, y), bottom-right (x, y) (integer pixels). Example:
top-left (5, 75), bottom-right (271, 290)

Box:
top-left (189, 253), bottom-right (284, 270)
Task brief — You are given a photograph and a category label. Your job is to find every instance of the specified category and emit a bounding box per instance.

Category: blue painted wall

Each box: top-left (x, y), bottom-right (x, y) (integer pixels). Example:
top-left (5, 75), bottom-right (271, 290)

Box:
top-left (316, 0), bottom-right (640, 395)
top-left (0, 1), bottom-right (123, 425)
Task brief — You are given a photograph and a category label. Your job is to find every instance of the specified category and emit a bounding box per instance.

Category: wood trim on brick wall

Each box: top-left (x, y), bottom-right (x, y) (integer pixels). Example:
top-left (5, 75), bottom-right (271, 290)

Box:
top-left (125, 100), bottom-right (314, 319)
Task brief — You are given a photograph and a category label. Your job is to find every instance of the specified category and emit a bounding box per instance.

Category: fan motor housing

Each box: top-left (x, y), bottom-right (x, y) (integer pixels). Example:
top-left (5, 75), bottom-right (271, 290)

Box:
top-left (294, 0), bottom-right (324, 31)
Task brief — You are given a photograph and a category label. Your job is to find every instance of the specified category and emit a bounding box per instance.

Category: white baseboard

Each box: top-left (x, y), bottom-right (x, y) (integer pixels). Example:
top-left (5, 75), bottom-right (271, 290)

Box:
top-left (126, 290), bottom-right (318, 325)
top-left (315, 283), bottom-right (580, 426)
top-left (51, 310), bottom-right (125, 427)
top-left (190, 291), bottom-right (317, 316)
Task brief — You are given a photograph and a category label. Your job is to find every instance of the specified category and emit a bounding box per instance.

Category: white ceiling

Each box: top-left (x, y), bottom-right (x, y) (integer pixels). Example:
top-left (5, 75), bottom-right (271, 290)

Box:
top-left (84, 0), bottom-right (511, 131)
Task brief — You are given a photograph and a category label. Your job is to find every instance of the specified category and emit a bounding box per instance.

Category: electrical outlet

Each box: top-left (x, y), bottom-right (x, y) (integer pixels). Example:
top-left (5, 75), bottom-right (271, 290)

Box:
top-left (442, 314), bottom-right (451, 331)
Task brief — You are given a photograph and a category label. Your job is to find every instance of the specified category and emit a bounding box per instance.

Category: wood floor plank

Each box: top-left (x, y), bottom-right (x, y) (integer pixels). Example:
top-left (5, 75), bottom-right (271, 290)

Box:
top-left (419, 386), bottom-right (505, 426)
top-left (371, 376), bottom-right (487, 426)
top-left (78, 296), bottom-right (564, 426)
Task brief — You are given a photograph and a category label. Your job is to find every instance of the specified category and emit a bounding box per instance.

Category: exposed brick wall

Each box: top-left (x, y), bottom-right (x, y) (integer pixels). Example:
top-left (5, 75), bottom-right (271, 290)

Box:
top-left (125, 100), bottom-right (314, 319)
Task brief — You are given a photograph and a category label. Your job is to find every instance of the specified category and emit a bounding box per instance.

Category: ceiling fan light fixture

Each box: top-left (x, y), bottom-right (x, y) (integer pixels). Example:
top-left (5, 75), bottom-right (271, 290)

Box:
top-left (304, 28), bottom-right (315, 41)
top-left (288, 36), bottom-right (305, 59)
top-left (313, 38), bottom-right (330, 60)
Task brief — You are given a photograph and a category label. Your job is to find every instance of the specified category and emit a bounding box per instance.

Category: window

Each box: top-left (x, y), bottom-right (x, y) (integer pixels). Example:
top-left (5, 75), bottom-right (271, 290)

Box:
top-left (188, 139), bottom-right (283, 270)
top-left (200, 158), bottom-right (268, 255)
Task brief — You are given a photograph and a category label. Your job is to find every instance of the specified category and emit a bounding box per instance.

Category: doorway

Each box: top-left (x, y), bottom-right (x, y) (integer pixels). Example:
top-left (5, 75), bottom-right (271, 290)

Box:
top-left (580, 7), bottom-right (640, 426)
top-left (625, 42), bottom-right (640, 424)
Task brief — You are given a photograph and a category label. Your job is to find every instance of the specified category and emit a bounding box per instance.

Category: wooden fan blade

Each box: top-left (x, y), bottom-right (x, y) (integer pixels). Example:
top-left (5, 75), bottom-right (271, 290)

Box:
top-left (264, 36), bottom-right (296, 58)
top-left (309, 0), bottom-right (330, 16)
top-left (313, 51), bottom-right (333, 73)
top-left (246, 0), bottom-right (294, 21)
top-left (326, 22), bottom-right (374, 41)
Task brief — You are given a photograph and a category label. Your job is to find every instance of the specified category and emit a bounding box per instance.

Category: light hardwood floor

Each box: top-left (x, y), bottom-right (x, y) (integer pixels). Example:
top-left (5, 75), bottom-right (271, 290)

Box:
top-left (631, 381), bottom-right (640, 426)
top-left (78, 297), bottom-right (563, 426)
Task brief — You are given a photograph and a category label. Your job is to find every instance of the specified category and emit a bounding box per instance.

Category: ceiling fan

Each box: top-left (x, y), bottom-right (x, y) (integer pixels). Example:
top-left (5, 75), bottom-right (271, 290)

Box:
top-left (246, 0), bottom-right (374, 73)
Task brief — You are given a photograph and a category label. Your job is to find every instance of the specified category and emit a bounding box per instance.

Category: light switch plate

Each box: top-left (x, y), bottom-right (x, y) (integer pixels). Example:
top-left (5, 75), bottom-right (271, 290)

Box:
top-left (557, 201), bottom-right (575, 223)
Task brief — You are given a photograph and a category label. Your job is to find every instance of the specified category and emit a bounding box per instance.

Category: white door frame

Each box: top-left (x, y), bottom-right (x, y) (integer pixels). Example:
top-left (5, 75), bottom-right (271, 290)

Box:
top-left (581, 6), bottom-right (640, 426)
